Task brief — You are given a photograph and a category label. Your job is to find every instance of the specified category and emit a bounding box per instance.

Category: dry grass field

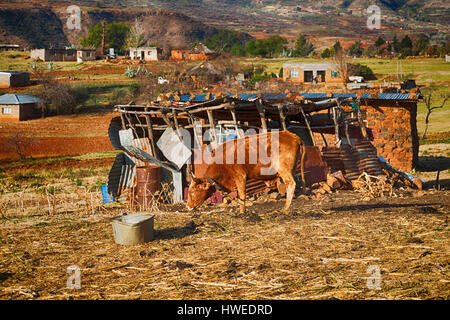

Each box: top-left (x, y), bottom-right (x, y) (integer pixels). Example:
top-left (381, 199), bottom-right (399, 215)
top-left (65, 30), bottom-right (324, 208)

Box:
top-left (0, 188), bottom-right (448, 300)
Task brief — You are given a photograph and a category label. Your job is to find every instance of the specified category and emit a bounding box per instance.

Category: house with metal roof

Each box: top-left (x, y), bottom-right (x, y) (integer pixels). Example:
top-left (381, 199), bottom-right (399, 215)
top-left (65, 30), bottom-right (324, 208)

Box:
top-left (0, 71), bottom-right (30, 88)
top-left (129, 47), bottom-right (163, 61)
top-left (283, 63), bottom-right (343, 84)
top-left (0, 94), bottom-right (41, 121)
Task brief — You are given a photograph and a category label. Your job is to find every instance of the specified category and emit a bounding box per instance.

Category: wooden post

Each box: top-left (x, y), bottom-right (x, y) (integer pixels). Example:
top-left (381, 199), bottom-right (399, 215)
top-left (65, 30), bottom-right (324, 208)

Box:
top-left (357, 108), bottom-right (368, 140)
top-left (278, 105), bottom-right (287, 130)
top-left (320, 132), bottom-right (328, 147)
top-left (144, 107), bottom-right (157, 158)
top-left (119, 108), bottom-right (126, 130)
top-left (299, 105), bottom-right (316, 146)
top-left (332, 107), bottom-right (340, 143)
top-left (207, 109), bottom-right (218, 148)
top-left (256, 99), bottom-right (268, 132)
top-left (229, 107), bottom-right (243, 138)
top-left (344, 121), bottom-right (352, 147)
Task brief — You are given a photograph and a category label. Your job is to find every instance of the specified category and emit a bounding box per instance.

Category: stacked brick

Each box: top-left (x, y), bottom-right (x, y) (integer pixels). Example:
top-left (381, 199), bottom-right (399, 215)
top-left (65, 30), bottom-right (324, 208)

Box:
top-left (360, 100), bottom-right (419, 172)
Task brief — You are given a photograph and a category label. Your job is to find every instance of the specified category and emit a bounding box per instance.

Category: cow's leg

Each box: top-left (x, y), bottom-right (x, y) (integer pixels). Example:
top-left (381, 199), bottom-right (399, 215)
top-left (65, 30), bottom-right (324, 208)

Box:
top-left (279, 170), bottom-right (296, 213)
top-left (235, 177), bottom-right (247, 214)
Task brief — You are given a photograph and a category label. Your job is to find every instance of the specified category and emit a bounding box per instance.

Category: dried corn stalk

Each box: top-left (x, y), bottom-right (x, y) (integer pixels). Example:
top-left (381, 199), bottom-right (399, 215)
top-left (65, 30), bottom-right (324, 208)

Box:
top-left (352, 172), bottom-right (393, 198)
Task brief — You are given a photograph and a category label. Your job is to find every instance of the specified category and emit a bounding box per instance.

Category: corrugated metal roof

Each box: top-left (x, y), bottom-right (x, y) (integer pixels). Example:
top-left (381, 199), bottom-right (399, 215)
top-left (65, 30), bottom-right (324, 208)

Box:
top-left (0, 71), bottom-right (29, 75)
top-left (168, 92), bottom-right (418, 103)
top-left (0, 94), bottom-right (40, 105)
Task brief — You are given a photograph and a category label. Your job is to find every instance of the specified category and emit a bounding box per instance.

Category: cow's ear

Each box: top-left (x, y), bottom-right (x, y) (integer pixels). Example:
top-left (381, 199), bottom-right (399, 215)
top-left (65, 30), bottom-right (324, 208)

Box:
top-left (201, 182), bottom-right (211, 190)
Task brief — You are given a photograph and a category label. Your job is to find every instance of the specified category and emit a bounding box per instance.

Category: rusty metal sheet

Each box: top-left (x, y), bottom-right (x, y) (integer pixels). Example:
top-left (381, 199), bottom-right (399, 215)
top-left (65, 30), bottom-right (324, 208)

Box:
top-left (107, 152), bottom-right (136, 201)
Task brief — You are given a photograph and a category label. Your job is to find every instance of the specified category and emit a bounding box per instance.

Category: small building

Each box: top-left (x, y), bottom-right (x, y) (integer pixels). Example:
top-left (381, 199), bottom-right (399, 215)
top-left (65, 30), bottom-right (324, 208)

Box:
top-left (170, 43), bottom-right (217, 61)
top-left (129, 47), bottom-right (162, 61)
top-left (77, 48), bottom-right (96, 62)
top-left (0, 94), bottom-right (41, 121)
top-left (184, 61), bottom-right (224, 83)
top-left (0, 71), bottom-right (30, 88)
top-left (0, 44), bottom-right (20, 51)
top-left (283, 63), bottom-right (343, 84)
top-left (30, 48), bottom-right (77, 62)
top-left (446, 55), bottom-right (450, 63)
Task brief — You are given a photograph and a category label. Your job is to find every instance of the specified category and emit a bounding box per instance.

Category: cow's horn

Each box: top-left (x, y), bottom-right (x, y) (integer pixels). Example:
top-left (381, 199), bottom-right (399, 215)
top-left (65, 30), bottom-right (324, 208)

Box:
top-left (187, 165), bottom-right (201, 182)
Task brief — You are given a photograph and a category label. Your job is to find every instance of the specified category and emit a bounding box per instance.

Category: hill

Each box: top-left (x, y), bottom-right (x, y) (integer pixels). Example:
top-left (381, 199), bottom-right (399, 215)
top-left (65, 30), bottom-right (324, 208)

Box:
top-left (0, 4), bottom-right (220, 51)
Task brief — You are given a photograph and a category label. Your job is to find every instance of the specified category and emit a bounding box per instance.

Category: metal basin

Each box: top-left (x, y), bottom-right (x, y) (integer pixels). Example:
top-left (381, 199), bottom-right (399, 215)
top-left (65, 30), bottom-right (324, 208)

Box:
top-left (111, 213), bottom-right (155, 245)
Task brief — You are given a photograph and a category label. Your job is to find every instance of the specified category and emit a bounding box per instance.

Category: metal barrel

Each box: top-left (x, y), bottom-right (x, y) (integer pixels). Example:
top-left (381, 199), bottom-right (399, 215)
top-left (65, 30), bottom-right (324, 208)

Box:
top-left (135, 166), bottom-right (161, 209)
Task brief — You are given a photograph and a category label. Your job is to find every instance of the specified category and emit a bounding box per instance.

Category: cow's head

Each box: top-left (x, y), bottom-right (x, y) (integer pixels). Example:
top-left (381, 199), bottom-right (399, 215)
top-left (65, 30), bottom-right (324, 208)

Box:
top-left (186, 177), bottom-right (216, 211)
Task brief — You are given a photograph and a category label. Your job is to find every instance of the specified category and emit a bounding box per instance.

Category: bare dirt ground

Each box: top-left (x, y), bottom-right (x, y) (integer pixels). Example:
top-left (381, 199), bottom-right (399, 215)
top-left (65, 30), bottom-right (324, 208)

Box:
top-left (0, 114), bottom-right (115, 160)
top-left (0, 189), bottom-right (448, 300)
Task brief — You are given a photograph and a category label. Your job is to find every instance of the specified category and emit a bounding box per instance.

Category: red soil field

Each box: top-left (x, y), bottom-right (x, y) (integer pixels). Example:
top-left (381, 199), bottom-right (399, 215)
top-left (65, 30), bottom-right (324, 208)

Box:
top-left (0, 113), bottom-right (116, 160)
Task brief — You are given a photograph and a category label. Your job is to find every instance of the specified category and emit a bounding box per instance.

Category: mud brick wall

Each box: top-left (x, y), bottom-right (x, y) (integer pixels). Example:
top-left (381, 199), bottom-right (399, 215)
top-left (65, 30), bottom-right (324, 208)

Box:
top-left (360, 100), bottom-right (419, 172)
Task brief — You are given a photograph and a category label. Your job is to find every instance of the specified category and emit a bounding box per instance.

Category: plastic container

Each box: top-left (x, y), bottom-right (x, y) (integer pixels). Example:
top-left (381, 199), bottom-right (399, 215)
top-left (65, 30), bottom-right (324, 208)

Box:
top-left (110, 213), bottom-right (155, 245)
top-left (101, 185), bottom-right (114, 205)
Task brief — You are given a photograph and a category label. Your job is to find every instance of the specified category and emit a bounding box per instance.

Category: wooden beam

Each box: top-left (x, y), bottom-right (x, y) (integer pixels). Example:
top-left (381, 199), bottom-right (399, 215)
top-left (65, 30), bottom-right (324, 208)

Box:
top-left (299, 105), bottom-right (316, 146)
top-left (278, 105), bottom-right (287, 130)
top-left (256, 99), bottom-right (268, 132)
top-left (207, 109), bottom-right (218, 149)
top-left (144, 107), bottom-right (157, 158)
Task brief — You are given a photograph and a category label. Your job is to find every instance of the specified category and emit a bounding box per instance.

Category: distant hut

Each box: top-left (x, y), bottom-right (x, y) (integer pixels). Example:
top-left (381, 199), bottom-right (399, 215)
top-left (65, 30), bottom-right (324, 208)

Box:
top-left (171, 43), bottom-right (218, 61)
top-left (184, 61), bottom-right (224, 83)
top-left (0, 94), bottom-right (41, 121)
top-left (0, 71), bottom-right (30, 88)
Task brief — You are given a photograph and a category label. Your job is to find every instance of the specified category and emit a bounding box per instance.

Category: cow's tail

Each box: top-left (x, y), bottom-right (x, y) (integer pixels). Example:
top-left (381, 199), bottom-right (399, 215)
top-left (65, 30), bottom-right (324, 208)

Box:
top-left (300, 140), bottom-right (306, 190)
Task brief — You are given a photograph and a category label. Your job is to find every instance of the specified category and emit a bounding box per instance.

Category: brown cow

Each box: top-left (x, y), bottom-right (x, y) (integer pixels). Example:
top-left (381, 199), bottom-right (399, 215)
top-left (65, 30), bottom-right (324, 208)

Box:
top-left (187, 130), bottom-right (306, 214)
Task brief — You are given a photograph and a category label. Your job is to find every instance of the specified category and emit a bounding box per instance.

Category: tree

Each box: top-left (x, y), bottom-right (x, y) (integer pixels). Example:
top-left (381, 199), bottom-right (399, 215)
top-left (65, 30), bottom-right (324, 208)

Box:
top-left (421, 87), bottom-right (450, 140)
top-left (6, 132), bottom-right (39, 160)
top-left (364, 45), bottom-right (376, 57)
top-left (80, 22), bottom-right (130, 54)
top-left (125, 19), bottom-right (147, 49)
top-left (230, 43), bottom-right (247, 56)
top-left (246, 35), bottom-right (287, 58)
top-left (293, 35), bottom-right (314, 57)
top-left (400, 35), bottom-right (413, 51)
top-left (348, 41), bottom-right (363, 57)
top-left (392, 34), bottom-right (400, 53)
top-left (375, 36), bottom-right (385, 47)
top-left (106, 22), bottom-right (130, 54)
top-left (333, 41), bottom-right (342, 53)
top-left (321, 47), bottom-right (332, 58)
top-left (414, 35), bottom-right (429, 55)
top-left (205, 29), bottom-right (247, 54)
top-left (331, 48), bottom-right (351, 84)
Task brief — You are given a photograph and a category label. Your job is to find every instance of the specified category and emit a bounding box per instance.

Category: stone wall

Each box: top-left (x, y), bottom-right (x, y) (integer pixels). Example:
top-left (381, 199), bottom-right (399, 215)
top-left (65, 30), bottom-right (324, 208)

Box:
top-left (361, 100), bottom-right (419, 172)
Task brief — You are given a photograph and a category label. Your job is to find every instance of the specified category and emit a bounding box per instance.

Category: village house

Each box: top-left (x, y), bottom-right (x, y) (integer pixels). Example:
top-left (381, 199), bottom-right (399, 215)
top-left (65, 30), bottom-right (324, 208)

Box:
top-left (76, 48), bottom-right (96, 62)
top-left (30, 48), bottom-right (97, 62)
top-left (283, 63), bottom-right (343, 84)
top-left (0, 94), bottom-right (41, 121)
top-left (170, 43), bottom-right (217, 61)
top-left (0, 44), bottom-right (20, 51)
top-left (129, 47), bottom-right (163, 61)
top-left (0, 71), bottom-right (30, 88)
top-left (31, 48), bottom-right (76, 62)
